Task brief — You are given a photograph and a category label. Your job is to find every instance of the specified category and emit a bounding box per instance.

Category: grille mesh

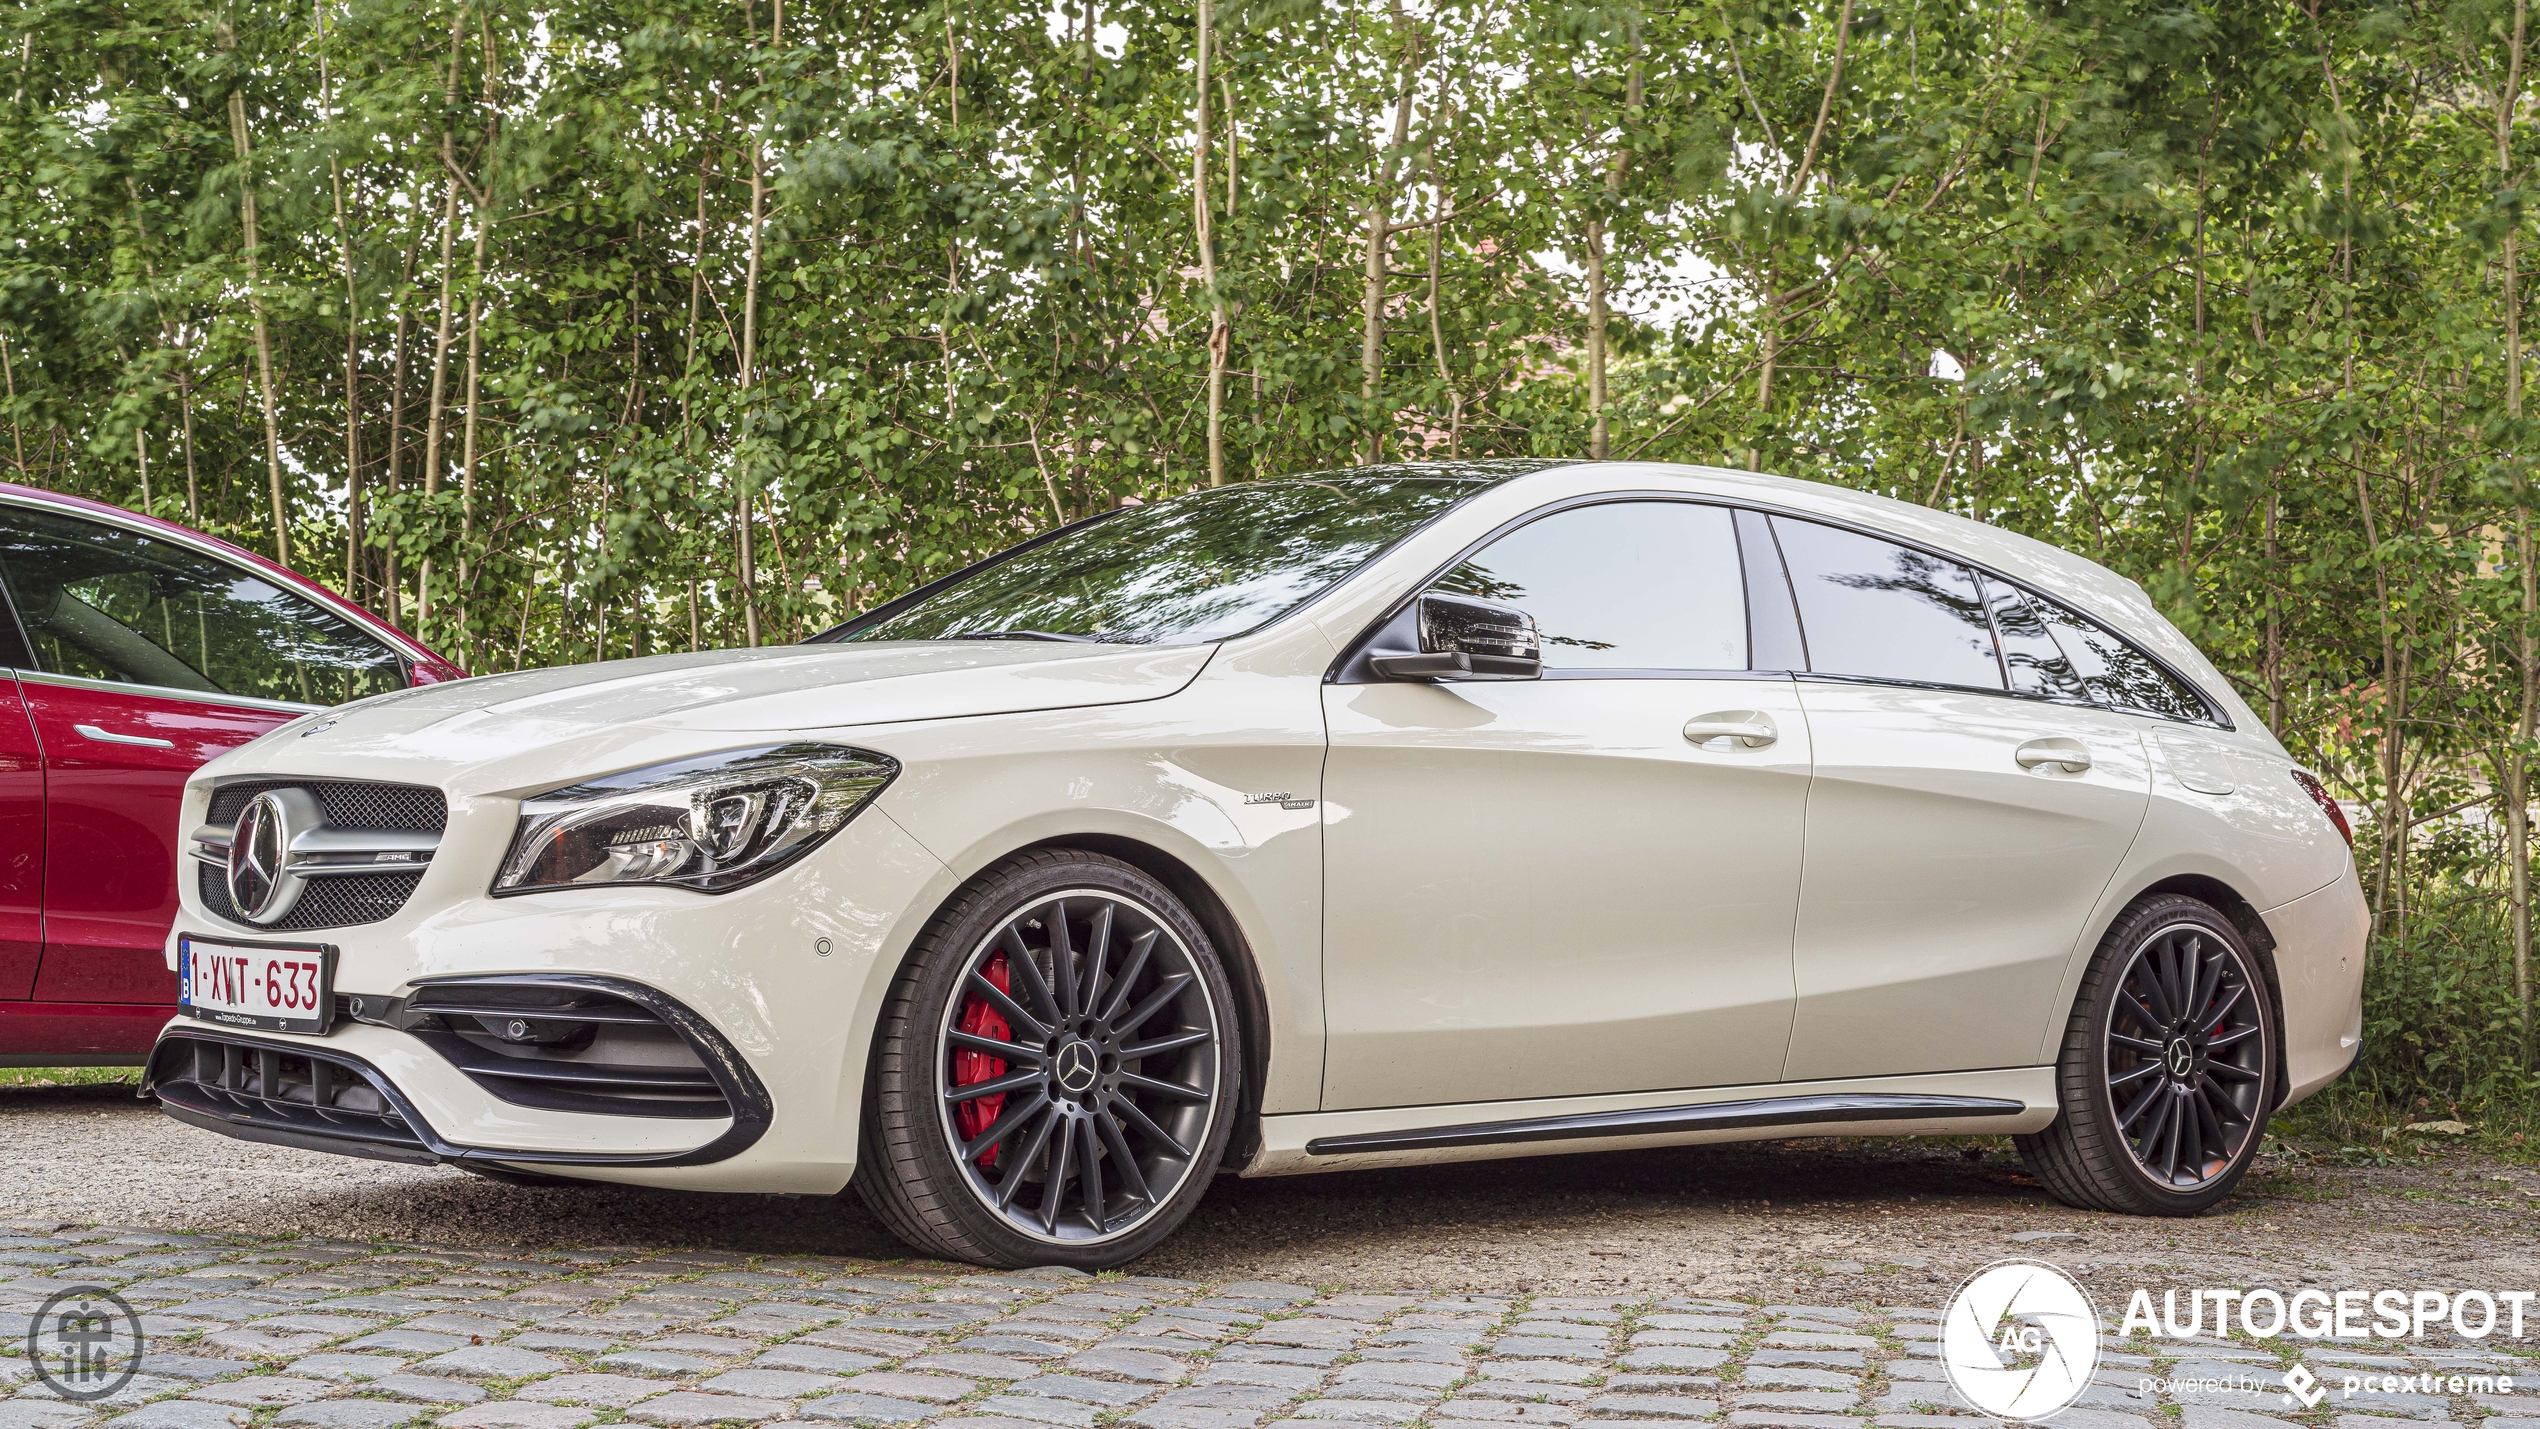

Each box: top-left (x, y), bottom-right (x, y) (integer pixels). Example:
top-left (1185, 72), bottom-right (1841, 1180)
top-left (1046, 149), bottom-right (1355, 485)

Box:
top-left (207, 779), bottom-right (446, 833)
top-left (199, 863), bottom-right (426, 931)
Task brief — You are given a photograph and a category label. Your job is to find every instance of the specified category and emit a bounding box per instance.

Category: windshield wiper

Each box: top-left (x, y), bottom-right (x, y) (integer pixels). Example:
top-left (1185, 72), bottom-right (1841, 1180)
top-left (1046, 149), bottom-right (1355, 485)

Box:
top-left (935, 629), bottom-right (1103, 643)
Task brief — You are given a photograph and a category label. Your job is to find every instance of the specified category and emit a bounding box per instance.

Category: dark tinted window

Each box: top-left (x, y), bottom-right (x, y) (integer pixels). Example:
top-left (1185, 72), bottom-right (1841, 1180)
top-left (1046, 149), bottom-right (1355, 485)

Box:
top-left (1983, 576), bottom-right (2086, 700)
top-left (2033, 597), bottom-right (2208, 721)
top-left (836, 474), bottom-right (1488, 646)
top-left (0, 506), bottom-right (404, 705)
top-left (1434, 502), bottom-right (1747, 670)
top-left (1771, 517), bottom-right (2003, 689)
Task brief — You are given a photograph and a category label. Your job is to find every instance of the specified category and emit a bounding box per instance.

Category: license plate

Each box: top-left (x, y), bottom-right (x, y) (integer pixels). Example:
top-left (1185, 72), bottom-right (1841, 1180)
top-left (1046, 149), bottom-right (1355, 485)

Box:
top-left (177, 936), bottom-right (336, 1034)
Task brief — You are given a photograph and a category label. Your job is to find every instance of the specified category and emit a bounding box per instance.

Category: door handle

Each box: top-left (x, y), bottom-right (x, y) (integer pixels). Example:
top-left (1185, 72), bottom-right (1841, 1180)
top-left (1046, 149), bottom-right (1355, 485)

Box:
top-left (1684, 714), bottom-right (1778, 749)
top-left (2016, 738), bottom-right (2091, 773)
top-left (76, 723), bottom-right (176, 750)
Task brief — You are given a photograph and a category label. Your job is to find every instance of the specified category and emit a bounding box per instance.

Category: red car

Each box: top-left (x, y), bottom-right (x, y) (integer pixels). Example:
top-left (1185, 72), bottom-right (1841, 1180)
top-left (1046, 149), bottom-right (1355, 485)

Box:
top-left (0, 483), bottom-right (462, 1066)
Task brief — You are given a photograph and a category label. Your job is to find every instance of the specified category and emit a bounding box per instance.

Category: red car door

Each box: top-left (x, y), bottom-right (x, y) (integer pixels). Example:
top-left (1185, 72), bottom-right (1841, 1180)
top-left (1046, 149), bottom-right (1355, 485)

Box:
top-left (0, 675), bottom-right (41, 1001)
top-left (0, 496), bottom-right (437, 1053)
top-left (20, 684), bottom-right (296, 1001)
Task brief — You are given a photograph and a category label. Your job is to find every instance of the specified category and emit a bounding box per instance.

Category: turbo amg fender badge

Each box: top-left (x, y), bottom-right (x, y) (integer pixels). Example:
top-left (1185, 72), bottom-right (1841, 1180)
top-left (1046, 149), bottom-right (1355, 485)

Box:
top-left (1244, 791), bottom-right (1316, 810)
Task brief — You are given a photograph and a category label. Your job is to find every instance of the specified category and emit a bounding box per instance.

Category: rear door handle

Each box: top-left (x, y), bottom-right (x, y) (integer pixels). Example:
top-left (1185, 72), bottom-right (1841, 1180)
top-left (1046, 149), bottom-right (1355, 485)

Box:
top-left (2016, 738), bottom-right (2091, 773)
top-left (1685, 714), bottom-right (1778, 749)
top-left (76, 723), bottom-right (176, 750)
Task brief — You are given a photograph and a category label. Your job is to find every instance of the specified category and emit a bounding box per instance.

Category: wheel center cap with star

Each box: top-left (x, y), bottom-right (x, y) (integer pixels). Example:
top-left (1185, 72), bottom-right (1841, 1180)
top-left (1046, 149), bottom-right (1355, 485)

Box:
top-left (1054, 1038), bottom-right (1100, 1094)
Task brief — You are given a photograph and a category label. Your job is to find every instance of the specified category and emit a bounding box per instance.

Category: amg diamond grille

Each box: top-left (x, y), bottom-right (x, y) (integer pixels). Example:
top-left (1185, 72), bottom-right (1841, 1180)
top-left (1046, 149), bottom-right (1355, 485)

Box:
top-left (206, 779), bottom-right (446, 833)
top-left (198, 863), bottom-right (426, 931)
top-left (198, 779), bottom-right (443, 931)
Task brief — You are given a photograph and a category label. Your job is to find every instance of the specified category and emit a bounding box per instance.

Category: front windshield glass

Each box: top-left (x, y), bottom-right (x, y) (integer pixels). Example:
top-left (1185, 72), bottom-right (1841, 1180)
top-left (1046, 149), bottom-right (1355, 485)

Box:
top-left (830, 466), bottom-right (1546, 646)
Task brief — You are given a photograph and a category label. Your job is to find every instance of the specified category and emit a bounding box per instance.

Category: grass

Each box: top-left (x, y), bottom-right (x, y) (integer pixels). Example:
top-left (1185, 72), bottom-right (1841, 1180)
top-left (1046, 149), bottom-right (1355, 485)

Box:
top-left (0, 1066), bottom-right (143, 1088)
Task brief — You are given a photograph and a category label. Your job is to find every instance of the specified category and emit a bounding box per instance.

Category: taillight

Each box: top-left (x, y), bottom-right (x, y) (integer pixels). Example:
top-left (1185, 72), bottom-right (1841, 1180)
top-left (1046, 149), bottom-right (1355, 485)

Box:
top-left (2290, 770), bottom-right (2353, 847)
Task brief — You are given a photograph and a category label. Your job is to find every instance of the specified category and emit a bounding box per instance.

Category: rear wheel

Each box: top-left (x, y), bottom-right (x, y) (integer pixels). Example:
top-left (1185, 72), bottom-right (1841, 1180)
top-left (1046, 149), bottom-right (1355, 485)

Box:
top-left (2017, 894), bottom-right (2277, 1216)
top-left (852, 849), bottom-right (1240, 1268)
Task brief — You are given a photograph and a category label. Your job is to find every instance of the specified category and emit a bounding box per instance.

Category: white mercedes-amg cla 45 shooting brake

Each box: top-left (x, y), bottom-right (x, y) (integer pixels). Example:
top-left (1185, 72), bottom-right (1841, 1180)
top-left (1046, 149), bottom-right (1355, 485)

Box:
top-left (148, 460), bottom-right (2366, 1266)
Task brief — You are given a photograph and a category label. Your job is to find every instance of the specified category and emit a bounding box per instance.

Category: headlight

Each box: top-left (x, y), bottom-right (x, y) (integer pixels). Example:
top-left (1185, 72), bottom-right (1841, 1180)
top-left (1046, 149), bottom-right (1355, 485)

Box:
top-left (493, 744), bottom-right (897, 896)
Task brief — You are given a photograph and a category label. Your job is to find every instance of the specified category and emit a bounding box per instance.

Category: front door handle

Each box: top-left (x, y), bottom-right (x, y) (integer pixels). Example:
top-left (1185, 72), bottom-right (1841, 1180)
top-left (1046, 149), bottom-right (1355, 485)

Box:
top-left (2016, 738), bottom-right (2092, 773)
top-left (75, 723), bottom-right (176, 750)
top-left (1685, 713), bottom-right (1778, 749)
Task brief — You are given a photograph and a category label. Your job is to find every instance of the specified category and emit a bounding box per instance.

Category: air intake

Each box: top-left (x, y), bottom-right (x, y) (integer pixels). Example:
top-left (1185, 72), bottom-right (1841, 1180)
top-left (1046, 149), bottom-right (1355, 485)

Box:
top-left (148, 1031), bottom-right (433, 1162)
top-left (403, 978), bottom-right (734, 1119)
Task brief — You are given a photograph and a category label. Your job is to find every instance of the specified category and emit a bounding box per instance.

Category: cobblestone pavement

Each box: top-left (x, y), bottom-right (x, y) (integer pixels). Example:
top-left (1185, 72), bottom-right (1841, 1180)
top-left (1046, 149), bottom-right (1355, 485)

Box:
top-left (2, 1221), bottom-right (2535, 1429)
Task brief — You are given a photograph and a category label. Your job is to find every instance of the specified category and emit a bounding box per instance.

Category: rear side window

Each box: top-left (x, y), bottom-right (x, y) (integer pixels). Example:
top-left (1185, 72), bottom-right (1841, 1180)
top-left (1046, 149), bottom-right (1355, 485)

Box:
top-left (1770, 516), bottom-right (2002, 689)
top-left (0, 505), bottom-right (405, 706)
top-left (2031, 596), bottom-right (2209, 722)
top-left (1435, 501), bottom-right (1747, 671)
top-left (1982, 577), bottom-right (2087, 701)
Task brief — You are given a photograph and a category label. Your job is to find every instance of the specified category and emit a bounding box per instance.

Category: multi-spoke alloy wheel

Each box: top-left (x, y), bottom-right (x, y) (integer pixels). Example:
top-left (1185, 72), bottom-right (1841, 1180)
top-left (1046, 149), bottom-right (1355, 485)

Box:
top-left (938, 889), bottom-right (1223, 1243)
top-left (854, 850), bottom-right (1240, 1268)
top-left (2103, 922), bottom-right (2267, 1189)
top-left (2018, 893), bottom-right (2278, 1216)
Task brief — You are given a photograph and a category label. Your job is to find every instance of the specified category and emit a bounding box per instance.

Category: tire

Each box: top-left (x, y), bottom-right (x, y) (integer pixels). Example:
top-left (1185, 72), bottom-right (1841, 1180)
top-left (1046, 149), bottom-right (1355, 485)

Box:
top-left (2016, 893), bottom-right (2278, 1216)
top-left (851, 849), bottom-right (1241, 1269)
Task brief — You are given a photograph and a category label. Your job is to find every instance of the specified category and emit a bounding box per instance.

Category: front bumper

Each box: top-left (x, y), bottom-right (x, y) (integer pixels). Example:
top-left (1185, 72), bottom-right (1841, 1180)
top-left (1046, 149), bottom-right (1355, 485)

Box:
top-left (159, 804), bottom-right (954, 1193)
top-left (146, 975), bottom-right (772, 1175)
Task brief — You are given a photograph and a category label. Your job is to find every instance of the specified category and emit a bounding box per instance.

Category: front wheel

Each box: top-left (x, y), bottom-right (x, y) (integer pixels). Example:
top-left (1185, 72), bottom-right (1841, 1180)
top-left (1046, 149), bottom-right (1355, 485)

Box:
top-left (852, 850), bottom-right (1241, 1268)
top-left (2017, 894), bottom-right (2278, 1216)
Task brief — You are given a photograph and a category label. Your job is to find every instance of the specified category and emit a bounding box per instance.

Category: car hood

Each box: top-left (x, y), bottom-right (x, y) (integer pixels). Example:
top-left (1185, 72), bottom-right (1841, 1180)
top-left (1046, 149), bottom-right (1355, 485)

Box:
top-left (214, 641), bottom-right (1214, 794)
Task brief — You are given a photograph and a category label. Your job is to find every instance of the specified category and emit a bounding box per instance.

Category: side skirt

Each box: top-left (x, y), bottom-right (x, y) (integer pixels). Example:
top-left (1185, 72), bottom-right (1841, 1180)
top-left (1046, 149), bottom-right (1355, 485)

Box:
top-left (1246, 1066), bottom-right (2058, 1176)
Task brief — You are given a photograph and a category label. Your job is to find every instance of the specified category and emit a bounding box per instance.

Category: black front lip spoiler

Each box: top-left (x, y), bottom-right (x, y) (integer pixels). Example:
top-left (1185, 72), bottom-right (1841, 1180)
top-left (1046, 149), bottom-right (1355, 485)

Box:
top-left (146, 1023), bottom-right (771, 1172)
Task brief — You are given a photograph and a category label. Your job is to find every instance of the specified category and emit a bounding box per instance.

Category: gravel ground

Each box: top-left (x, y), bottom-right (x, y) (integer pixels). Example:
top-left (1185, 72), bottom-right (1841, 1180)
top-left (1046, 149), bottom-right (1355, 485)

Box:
top-left (4, 1082), bottom-right (2537, 1304)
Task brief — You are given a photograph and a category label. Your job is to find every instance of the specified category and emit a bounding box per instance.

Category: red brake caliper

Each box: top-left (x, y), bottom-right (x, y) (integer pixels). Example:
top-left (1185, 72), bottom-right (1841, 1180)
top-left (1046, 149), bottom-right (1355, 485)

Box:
top-left (953, 951), bottom-right (1014, 1168)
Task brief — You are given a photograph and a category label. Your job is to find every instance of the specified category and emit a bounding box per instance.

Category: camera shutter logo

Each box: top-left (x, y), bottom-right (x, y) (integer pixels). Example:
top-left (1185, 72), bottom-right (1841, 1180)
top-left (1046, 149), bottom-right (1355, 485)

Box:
top-left (1941, 1259), bottom-right (2101, 1421)
top-left (27, 1286), bottom-right (145, 1402)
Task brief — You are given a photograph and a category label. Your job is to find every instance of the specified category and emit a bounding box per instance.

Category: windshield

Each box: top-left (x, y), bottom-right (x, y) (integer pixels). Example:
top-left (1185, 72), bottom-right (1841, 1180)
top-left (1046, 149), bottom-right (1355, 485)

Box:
top-left (826, 465), bottom-right (1551, 646)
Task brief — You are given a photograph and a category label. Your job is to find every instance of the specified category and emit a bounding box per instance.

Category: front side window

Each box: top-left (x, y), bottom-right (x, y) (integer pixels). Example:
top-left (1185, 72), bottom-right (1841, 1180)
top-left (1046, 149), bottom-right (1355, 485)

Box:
top-left (832, 474), bottom-right (1498, 646)
top-left (1433, 501), bottom-right (1748, 671)
top-left (1771, 516), bottom-right (2003, 689)
top-left (0, 505), bottom-right (404, 706)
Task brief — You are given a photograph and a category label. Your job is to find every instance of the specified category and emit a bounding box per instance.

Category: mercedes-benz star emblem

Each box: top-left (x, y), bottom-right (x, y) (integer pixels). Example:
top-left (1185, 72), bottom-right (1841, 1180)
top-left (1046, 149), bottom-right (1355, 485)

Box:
top-left (227, 789), bottom-right (316, 926)
top-left (1054, 1039), bottom-right (1100, 1095)
top-left (2165, 1038), bottom-right (2195, 1079)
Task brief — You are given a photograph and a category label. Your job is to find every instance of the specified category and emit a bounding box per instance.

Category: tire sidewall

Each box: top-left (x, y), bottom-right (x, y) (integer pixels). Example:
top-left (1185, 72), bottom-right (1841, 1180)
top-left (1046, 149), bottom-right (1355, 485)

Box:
top-left (877, 852), bottom-right (1242, 1268)
top-left (2072, 896), bottom-right (2278, 1213)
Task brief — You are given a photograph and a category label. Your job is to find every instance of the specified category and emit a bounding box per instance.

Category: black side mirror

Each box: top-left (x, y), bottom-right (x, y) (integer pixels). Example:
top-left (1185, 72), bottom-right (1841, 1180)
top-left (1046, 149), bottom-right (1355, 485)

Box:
top-left (1368, 592), bottom-right (1544, 681)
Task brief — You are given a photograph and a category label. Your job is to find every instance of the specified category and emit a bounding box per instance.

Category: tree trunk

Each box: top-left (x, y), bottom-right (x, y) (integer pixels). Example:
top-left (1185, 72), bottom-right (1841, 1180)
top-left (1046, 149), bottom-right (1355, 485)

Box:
top-left (222, 26), bottom-right (291, 568)
top-left (320, 0), bottom-right (362, 598)
top-left (1193, 0), bottom-right (1229, 486)
top-left (456, 13), bottom-right (501, 625)
top-left (1358, 0), bottom-right (1420, 464)
top-left (419, 11), bottom-right (467, 621)
top-left (1425, 157), bottom-right (1461, 458)
top-left (383, 218), bottom-right (421, 625)
top-left (2354, 466), bottom-right (2399, 930)
top-left (0, 336), bottom-right (21, 480)
top-left (1587, 25), bottom-right (1641, 461)
top-left (1755, 0), bottom-right (1854, 432)
top-left (736, 0), bottom-right (775, 648)
top-left (2503, 0), bottom-right (2534, 1049)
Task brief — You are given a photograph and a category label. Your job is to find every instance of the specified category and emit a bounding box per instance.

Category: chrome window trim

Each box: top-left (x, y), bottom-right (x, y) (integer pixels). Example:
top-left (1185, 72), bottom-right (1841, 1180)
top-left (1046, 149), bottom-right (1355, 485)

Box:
top-left (11, 667), bottom-right (323, 716)
top-left (1325, 484), bottom-right (2232, 729)
top-left (0, 490), bottom-right (432, 666)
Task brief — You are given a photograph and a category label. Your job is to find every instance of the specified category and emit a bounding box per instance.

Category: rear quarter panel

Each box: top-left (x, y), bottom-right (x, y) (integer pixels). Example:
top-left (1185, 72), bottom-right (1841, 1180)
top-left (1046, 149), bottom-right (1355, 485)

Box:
top-left (2039, 722), bottom-right (2365, 1091)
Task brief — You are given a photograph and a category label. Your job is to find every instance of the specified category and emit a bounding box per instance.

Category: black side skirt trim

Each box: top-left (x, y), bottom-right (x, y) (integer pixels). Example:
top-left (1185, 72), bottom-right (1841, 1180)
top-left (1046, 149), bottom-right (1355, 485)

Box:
top-left (1302, 1092), bottom-right (2028, 1156)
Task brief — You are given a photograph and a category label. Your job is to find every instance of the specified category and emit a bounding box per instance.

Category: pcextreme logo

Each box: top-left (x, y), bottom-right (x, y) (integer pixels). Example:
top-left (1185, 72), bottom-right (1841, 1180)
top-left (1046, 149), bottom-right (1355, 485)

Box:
top-left (1941, 1259), bottom-right (2103, 1422)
